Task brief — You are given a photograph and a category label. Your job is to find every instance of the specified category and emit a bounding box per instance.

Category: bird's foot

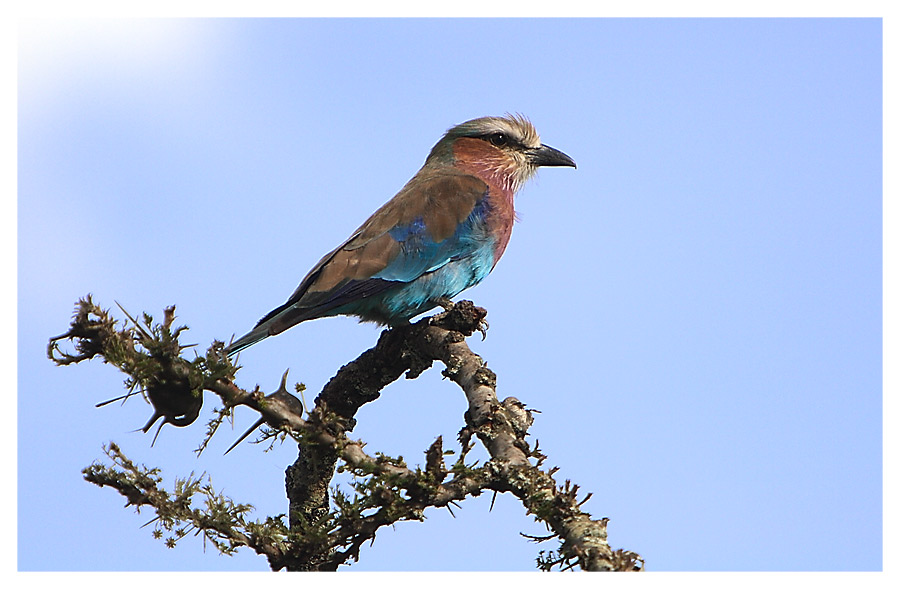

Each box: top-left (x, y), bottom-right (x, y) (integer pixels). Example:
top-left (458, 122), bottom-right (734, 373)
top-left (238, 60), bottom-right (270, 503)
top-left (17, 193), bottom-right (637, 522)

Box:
top-left (430, 299), bottom-right (489, 339)
top-left (429, 296), bottom-right (456, 325)
top-left (434, 296), bottom-right (455, 312)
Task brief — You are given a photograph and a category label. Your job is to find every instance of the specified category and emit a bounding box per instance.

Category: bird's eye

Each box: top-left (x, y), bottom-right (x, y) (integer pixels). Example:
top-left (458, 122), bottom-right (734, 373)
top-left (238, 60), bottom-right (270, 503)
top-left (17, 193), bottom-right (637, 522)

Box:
top-left (487, 133), bottom-right (508, 147)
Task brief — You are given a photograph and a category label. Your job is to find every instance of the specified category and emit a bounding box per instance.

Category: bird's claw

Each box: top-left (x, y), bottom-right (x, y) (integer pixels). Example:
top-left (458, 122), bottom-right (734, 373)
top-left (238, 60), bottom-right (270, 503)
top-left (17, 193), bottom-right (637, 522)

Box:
top-left (476, 317), bottom-right (489, 340)
top-left (429, 299), bottom-right (489, 339)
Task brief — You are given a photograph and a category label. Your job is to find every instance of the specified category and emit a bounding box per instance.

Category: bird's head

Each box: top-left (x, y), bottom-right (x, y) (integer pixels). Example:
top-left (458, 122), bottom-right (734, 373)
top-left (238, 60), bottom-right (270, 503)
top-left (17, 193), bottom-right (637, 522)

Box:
top-left (425, 114), bottom-right (576, 193)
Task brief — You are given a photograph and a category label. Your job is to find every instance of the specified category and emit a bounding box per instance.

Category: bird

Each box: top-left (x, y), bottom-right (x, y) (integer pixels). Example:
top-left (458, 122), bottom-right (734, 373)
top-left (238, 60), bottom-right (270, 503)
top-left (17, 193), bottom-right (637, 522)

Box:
top-left (226, 114), bottom-right (575, 355)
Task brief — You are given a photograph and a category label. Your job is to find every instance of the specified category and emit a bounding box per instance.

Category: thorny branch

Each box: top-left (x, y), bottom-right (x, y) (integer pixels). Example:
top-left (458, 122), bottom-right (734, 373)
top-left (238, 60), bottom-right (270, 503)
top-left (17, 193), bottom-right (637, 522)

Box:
top-left (49, 295), bottom-right (643, 571)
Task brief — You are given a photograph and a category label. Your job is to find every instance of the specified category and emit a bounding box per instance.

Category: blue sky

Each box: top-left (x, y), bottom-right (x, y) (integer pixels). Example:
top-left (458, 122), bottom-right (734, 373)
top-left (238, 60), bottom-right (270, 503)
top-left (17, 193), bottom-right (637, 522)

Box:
top-left (17, 18), bottom-right (882, 572)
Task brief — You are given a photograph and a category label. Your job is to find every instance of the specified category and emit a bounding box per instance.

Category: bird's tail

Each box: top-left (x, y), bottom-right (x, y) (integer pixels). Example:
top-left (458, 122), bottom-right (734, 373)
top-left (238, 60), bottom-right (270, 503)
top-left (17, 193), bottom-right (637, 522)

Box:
top-left (225, 325), bottom-right (271, 356)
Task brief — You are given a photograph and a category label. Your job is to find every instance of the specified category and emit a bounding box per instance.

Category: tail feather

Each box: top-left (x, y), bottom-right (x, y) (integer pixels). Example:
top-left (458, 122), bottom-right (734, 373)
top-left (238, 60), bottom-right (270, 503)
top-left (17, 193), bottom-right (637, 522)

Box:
top-left (227, 294), bottom-right (302, 356)
top-left (227, 288), bottom-right (340, 356)
top-left (226, 324), bottom-right (272, 356)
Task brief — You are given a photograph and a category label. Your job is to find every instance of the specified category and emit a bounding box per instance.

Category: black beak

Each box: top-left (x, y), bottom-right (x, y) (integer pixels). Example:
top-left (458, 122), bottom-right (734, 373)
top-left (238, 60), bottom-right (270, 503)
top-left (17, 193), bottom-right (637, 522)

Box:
top-left (527, 144), bottom-right (576, 168)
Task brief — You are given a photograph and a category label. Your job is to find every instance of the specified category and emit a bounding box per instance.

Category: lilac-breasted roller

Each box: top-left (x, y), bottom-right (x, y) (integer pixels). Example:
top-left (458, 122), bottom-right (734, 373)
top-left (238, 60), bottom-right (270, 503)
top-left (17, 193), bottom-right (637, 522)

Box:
top-left (226, 114), bottom-right (575, 355)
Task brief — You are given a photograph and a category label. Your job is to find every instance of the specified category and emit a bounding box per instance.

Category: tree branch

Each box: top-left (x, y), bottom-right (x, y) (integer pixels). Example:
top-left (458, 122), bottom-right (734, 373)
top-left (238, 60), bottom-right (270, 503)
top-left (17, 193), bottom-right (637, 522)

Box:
top-left (49, 296), bottom-right (643, 571)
